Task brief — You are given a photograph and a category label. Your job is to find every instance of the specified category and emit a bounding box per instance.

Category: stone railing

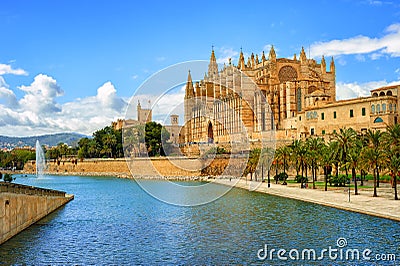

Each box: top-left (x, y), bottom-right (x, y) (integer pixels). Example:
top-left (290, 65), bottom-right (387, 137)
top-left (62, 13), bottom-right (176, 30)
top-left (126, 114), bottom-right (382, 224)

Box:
top-left (0, 182), bottom-right (66, 197)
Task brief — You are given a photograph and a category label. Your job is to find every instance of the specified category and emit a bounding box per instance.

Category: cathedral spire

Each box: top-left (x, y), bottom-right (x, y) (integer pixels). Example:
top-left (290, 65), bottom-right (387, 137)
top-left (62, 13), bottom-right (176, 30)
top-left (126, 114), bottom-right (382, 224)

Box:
top-left (238, 48), bottom-right (245, 69)
top-left (269, 45), bottom-right (276, 61)
top-left (321, 55), bottom-right (326, 74)
top-left (300, 46), bottom-right (307, 63)
top-left (330, 57), bottom-right (335, 73)
top-left (185, 70), bottom-right (194, 98)
top-left (262, 51), bottom-right (266, 62)
top-left (208, 47), bottom-right (218, 77)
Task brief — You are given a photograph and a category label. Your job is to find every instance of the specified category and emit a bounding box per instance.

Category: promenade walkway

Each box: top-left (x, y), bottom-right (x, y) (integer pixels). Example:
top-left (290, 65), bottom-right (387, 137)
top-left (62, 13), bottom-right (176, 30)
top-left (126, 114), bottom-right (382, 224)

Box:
top-left (214, 178), bottom-right (400, 222)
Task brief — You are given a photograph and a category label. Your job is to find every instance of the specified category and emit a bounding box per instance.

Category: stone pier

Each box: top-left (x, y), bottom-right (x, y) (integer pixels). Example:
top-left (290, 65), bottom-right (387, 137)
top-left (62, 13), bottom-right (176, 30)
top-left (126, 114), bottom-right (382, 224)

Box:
top-left (0, 182), bottom-right (74, 245)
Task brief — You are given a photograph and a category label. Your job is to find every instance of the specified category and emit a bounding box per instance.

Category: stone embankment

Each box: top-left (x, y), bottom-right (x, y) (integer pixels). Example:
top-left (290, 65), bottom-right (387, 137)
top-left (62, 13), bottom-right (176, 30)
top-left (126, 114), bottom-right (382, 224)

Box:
top-left (0, 182), bottom-right (74, 245)
top-left (24, 157), bottom-right (207, 178)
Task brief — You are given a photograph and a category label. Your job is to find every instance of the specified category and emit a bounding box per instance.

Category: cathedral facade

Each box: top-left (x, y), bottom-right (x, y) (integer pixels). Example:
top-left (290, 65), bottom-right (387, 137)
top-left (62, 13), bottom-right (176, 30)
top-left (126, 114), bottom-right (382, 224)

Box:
top-left (180, 47), bottom-right (400, 153)
top-left (180, 46), bottom-right (336, 152)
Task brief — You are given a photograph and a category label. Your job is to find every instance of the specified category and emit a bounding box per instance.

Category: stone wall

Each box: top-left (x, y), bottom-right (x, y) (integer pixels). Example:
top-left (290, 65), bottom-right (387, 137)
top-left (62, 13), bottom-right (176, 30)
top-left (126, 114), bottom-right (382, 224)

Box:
top-left (24, 157), bottom-right (204, 177)
top-left (0, 182), bottom-right (73, 244)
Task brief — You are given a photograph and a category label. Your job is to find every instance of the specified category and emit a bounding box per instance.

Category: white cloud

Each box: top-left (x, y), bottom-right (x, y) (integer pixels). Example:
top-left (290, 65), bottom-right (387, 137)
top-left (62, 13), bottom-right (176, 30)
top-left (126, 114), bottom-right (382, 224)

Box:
top-left (96, 81), bottom-right (126, 112)
top-left (336, 80), bottom-right (400, 100)
top-left (0, 76), bottom-right (18, 107)
top-left (19, 74), bottom-right (63, 113)
top-left (0, 75), bottom-right (129, 136)
top-left (216, 47), bottom-right (239, 64)
top-left (0, 63), bottom-right (28, 75)
top-left (310, 23), bottom-right (400, 58)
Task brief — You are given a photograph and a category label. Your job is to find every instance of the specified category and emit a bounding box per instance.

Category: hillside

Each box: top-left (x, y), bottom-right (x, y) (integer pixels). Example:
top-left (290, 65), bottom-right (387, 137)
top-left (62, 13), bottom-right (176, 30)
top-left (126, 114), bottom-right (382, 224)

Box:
top-left (0, 133), bottom-right (89, 149)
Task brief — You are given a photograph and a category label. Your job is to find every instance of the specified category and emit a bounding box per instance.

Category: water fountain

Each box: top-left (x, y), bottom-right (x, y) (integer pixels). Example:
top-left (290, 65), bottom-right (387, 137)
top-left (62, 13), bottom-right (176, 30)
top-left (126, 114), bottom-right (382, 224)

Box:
top-left (35, 140), bottom-right (46, 178)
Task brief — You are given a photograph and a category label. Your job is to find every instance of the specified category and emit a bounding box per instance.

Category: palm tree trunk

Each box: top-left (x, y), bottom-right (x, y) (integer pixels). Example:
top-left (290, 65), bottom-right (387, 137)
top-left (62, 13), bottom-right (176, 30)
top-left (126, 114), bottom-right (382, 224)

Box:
top-left (360, 170), bottom-right (364, 186)
top-left (373, 168), bottom-right (378, 197)
top-left (335, 162), bottom-right (339, 179)
top-left (352, 167), bottom-right (358, 195)
top-left (376, 168), bottom-right (380, 188)
top-left (312, 161), bottom-right (316, 189)
top-left (324, 166), bottom-right (328, 191)
top-left (395, 173), bottom-right (398, 200)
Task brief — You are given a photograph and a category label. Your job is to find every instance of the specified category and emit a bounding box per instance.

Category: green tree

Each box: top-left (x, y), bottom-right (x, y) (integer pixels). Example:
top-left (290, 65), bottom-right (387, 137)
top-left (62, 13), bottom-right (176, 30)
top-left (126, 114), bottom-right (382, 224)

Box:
top-left (333, 128), bottom-right (357, 179)
top-left (275, 145), bottom-right (291, 176)
top-left (320, 141), bottom-right (336, 191)
top-left (244, 148), bottom-right (261, 181)
top-left (364, 129), bottom-right (384, 197)
top-left (145, 121), bottom-right (170, 156)
top-left (346, 138), bottom-right (363, 195)
top-left (306, 137), bottom-right (325, 189)
top-left (384, 124), bottom-right (400, 200)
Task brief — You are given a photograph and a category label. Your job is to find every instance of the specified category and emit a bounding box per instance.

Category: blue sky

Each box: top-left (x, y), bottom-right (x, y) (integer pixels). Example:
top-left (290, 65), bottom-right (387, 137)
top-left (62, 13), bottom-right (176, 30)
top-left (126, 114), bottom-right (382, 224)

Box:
top-left (1, 0), bottom-right (400, 136)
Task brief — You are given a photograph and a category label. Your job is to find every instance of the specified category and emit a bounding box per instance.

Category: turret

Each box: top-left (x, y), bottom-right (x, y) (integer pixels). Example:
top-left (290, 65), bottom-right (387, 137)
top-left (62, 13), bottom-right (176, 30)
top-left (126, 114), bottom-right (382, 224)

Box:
top-left (238, 49), bottom-right (245, 70)
top-left (269, 45), bottom-right (276, 61)
top-left (208, 48), bottom-right (218, 77)
top-left (300, 47), bottom-right (307, 64)
top-left (321, 55), bottom-right (326, 74)
top-left (185, 70), bottom-right (195, 99)
top-left (262, 51), bottom-right (266, 62)
top-left (330, 57), bottom-right (335, 73)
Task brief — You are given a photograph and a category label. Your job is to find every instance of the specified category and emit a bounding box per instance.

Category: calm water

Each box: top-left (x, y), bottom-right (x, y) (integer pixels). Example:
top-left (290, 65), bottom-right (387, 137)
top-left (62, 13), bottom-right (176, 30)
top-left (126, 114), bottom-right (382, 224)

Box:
top-left (1, 175), bottom-right (399, 265)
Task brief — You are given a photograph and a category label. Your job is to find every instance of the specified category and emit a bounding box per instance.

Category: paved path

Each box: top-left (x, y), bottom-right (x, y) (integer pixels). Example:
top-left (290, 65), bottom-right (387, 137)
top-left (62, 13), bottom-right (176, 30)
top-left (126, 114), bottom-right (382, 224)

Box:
top-left (214, 178), bottom-right (400, 222)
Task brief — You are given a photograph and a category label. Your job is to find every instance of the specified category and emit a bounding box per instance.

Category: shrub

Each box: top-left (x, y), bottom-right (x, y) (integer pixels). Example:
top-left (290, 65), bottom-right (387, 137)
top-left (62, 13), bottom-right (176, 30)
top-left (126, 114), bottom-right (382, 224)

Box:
top-left (3, 173), bottom-right (13, 183)
top-left (274, 172), bottom-right (288, 185)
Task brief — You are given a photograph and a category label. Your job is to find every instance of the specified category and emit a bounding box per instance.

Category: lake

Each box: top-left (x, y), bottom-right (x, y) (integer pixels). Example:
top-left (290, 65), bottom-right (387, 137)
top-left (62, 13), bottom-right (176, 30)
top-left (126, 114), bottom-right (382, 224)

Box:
top-left (0, 175), bottom-right (398, 265)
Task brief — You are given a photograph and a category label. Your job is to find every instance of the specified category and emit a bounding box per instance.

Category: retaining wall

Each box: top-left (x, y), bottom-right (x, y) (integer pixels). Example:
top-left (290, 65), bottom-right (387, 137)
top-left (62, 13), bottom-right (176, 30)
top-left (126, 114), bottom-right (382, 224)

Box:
top-left (0, 182), bottom-right (73, 245)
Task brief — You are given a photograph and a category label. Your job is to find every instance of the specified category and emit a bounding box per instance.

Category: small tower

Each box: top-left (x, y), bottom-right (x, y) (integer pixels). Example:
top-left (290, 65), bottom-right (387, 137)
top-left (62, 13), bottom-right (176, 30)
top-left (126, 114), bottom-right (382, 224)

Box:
top-left (300, 47), bottom-right (307, 64)
top-left (262, 51), bottom-right (266, 62)
top-left (208, 48), bottom-right (218, 77)
top-left (170, 114), bottom-right (179, 126)
top-left (321, 55), bottom-right (326, 74)
top-left (238, 49), bottom-right (245, 70)
top-left (185, 70), bottom-right (195, 99)
top-left (269, 45), bottom-right (276, 61)
top-left (330, 57), bottom-right (335, 73)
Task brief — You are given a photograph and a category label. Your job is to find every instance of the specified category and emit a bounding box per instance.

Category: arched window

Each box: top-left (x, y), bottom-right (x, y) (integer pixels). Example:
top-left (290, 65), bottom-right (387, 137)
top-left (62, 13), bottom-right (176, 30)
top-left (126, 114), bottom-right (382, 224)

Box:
top-left (377, 104), bottom-right (381, 113)
top-left (374, 117), bottom-right (383, 123)
top-left (389, 103), bottom-right (393, 112)
top-left (372, 92), bottom-right (378, 97)
top-left (387, 90), bottom-right (393, 96)
top-left (379, 91), bottom-right (385, 96)
top-left (382, 103), bottom-right (387, 112)
top-left (371, 104), bottom-right (375, 113)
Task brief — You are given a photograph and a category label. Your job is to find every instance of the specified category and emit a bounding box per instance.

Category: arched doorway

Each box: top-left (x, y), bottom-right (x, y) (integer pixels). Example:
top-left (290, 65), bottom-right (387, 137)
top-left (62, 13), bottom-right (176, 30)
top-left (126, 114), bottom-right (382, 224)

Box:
top-left (207, 122), bottom-right (214, 143)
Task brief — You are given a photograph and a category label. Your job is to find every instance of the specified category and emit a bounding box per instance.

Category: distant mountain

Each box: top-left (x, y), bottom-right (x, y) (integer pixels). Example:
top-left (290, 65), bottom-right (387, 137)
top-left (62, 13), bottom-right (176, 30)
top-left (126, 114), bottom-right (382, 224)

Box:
top-left (0, 133), bottom-right (89, 149)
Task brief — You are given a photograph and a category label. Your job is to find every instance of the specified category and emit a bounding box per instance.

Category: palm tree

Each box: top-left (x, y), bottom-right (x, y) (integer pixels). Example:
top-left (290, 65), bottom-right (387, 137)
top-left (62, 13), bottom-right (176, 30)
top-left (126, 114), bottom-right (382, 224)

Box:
top-left (306, 137), bottom-right (325, 189)
top-left (384, 124), bottom-right (400, 200)
top-left (259, 147), bottom-right (275, 186)
top-left (333, 128), bottom-right (357, 178)
top-left (320, 141), bottom-right (336, 191)
top-left (275, 145), bottom-right (291, 183)
top-left (290, 139), bottom-right (303, 176)
top-left (386, 151), bottom-right (400, 200)
top-left (365, 129), bottom-right (384, 188)
top-left (346, 138), bottom-right (363, 195)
